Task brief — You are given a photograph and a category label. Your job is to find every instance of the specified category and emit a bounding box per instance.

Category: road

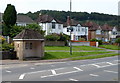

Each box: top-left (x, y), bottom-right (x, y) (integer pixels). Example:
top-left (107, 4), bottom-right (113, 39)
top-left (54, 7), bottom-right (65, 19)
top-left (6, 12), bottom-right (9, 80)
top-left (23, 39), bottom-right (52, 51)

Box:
top-left (1, 56), bottom-right (119, 82)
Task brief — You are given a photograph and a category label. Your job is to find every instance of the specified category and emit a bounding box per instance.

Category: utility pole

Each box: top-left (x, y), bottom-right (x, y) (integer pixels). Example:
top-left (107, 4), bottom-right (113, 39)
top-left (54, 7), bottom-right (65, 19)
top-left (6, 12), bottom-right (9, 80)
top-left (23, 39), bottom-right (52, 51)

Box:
top-left (69, 0), bottom-right (72, 55)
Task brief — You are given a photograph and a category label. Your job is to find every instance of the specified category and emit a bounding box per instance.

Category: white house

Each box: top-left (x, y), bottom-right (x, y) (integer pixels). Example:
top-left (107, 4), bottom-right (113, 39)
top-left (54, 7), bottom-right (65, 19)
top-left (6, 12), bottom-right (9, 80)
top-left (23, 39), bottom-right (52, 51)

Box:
top-left (16, 15), bottom-right (35, 26)
top-left (109, 27), bottom-right (118, 43)
top-left (63, 16), bottom-right (88, 41)
top-left (36, 14), bottom-right (63, 35)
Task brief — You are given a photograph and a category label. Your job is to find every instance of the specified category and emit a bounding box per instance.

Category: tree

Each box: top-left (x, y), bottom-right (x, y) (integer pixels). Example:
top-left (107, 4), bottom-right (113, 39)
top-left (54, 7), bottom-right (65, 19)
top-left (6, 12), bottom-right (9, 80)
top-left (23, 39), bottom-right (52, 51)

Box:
top-left (3, 4), bottom-right (17, 36)
top-left (26, 24), bottom-right (45, 35)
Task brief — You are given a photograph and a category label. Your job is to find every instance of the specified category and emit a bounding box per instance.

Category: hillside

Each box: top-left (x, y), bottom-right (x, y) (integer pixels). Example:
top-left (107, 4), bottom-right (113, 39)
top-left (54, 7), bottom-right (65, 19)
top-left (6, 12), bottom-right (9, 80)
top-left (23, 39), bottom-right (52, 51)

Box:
top-left (18, 10), bottom-right (119, 27)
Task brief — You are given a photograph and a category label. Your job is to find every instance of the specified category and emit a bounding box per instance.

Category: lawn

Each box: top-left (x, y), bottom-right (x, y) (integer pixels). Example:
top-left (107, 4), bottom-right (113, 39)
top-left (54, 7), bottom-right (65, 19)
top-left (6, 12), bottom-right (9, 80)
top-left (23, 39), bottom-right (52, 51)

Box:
top-left (42, 51), bottom-right (112, 60)
top-left (71, 53), bottom-right (118, 60)
top-left (45, 46), bottom-right (104, 51)
top-left (99, 45), bottom-right (119, 50)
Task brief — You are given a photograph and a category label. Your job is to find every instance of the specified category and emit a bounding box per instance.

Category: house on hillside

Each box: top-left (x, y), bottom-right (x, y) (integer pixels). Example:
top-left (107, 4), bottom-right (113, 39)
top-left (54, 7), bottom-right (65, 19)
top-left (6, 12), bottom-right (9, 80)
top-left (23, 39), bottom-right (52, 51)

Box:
top-left (16, 15), bottom-right (35, 26)
top-left (84, 21), bottom-right (100, 40)
top-left (101, 24), bottom-right (112, 42)
top-left (63, 16), bottom-right (88, 41)
top-left (109, 26), bottom-right (119, 43)
top-left (36, 14), bottom-right (63, 35)
top-left (84, 21), bottom-right (113, 42)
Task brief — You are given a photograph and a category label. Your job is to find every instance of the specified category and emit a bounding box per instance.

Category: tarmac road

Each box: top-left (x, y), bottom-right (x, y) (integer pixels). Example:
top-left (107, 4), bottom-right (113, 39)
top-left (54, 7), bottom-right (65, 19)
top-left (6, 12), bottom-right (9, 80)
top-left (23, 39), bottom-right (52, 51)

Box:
top-left (1, 56), bottom-right (119, 82)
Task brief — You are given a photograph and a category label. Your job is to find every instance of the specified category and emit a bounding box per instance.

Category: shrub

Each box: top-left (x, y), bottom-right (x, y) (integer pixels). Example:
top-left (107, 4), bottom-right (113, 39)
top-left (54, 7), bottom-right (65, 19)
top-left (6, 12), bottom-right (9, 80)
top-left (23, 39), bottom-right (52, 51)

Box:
top-left (1, 43), bottom-right (14, 51)
top-left (90, 38), bottom-right (102, 45)
top-left (45, 34), bottom-right (60, 41)
top-left (78, 38), bottom-right (85, 41)
top-left (115, 38), bottom-right (120, 43)
top-left (0, 35), bottom-right (6, 43)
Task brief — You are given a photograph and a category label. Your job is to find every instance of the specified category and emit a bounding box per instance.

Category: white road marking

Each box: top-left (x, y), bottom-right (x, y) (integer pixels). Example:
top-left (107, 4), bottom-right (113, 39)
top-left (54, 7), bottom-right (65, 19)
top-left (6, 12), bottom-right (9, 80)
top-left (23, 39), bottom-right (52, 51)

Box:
top-left (51, 70), bottom-right (57, 75)
top-left (54, 68), bottom-right (65, 70)
top-left (41, 70), bottom-right (79, 78)
top-left (106, 62), bottom-right (115, 65)
top-left (6, 70), bottom-right (11, 73)
top-left (89, 74), bottom-right (99, 77)
top-left (30, 67), bottom-right (35, 69)
top-left (104, 70), bottom-right (118, 74)
top-left (27, 70), bottom-right (49, 74)
top-left (51, 65), bottom-right (55, 67)
top-left (73, 67), bottom-right (83, 71)
top-left (19, 74), bottom-right (25, 79)
top-left (69, 78), bottom-right (79, 81)
top-left (91, 64), bottom-right (100, 68)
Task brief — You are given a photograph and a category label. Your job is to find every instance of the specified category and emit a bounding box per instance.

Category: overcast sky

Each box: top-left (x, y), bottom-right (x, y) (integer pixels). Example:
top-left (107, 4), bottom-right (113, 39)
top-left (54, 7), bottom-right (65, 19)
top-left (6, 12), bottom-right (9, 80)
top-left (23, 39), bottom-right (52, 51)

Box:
top-left (0, 0), bottom-right (119, 15)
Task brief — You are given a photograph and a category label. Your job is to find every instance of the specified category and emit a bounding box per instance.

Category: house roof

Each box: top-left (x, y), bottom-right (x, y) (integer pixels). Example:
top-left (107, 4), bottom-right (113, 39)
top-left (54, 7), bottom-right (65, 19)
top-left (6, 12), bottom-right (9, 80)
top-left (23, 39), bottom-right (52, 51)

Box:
top-left (84, 21), bottom-right (99, 31)
top-left (17, 15), bottom-right (35, 23)
top-left (13, 29), bottom-right (44, 40)
top-left (64, 16), bottom-right (81, 27)
top-left (36, 14), bottom-right (62, 24)
top-left (101, 24), bottom-right (112, 31)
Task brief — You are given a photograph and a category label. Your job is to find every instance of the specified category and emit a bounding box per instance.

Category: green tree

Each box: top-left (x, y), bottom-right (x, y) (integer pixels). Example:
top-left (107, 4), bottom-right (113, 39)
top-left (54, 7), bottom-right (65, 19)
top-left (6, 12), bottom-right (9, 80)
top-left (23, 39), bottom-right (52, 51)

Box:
top-left (10, 26), bottom-right (25, 38)
top-left (26, 24), bottom-right (45, 35)
top-left (3, 4), bottom-right (17, 36)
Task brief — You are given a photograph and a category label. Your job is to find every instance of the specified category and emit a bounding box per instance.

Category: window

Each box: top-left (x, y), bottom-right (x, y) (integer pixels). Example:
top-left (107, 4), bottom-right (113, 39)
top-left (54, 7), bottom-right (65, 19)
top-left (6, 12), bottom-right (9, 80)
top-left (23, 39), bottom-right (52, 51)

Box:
top-left (30, 43), bottom-right (32, 49)
top-left (78, 27), bottom-right (80, 32)
top-left (96, 30), bottom-right (101, 34)
top-left (58, 25), bottom-right (61, 29)
top-left (113, 32), bottom-right (117, 35)
top-left (81, 28), bottom-right (84, 32)
top-left (52, 22), bottom-right (55, 29)
top-left (18, 44), bottom-right (19, 48)
top-left (25, 43), bottom-right (29, 49)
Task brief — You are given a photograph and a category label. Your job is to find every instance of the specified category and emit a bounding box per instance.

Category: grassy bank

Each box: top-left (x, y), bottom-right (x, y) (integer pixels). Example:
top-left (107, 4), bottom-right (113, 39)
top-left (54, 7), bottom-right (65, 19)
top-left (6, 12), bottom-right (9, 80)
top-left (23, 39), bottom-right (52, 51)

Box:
top-left (42, 51), bottom-right (112, 60)
top-left (99, 45), bottom-right (119, 50)
top-left (71, 53), bottom-right (118, 60)
top-left (45, 46), bottom-right (104, 51)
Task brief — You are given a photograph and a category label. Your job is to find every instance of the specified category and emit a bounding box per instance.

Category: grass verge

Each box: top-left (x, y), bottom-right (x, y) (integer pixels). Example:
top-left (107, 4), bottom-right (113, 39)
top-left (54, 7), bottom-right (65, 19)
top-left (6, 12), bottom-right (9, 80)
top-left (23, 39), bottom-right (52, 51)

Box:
top-left (45, 46), bottom-right (104, 51)
top-left (71, 53), bottom-right (118, 60)
top-left (42, 51), bottom-right (112, 60)
top-left (99, 45), bottom-right (119, 50)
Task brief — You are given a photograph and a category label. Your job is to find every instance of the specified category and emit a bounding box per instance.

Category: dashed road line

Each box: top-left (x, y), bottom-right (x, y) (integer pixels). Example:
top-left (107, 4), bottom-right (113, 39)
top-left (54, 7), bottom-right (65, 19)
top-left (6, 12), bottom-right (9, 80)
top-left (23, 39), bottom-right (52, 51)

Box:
top-left (73, 67), bottom-right (83, 71)
top-left (89, 74), bottom-right (99, 77)
top-left (41, 70), bottom-right (80, 78)
top-left (104, 70), bottom-right (118, 74)
top-left (51, 70), bottom-right (57, 75)
top-left (6, 70), bottom-right (11, 73)
top-left (106, 62), bottom-right (115, 65)
top-left (30, 67), bottom-right (35, 70)
top-left (91, 64), bottom-right (100, 68)
top-left (51, 65), bottom-right (55, 67)
top-left (69, 78), bottom-right (79, 81)
top-left (19, 74), bottom-right (26, 80)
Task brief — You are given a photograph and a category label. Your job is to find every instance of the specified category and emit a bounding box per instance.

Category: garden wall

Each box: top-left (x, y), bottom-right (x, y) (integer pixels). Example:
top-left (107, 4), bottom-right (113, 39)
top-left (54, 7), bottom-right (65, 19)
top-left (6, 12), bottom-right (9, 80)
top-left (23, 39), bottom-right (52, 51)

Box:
top-left (0, 51), bottom-right (17, 60)
top-left (71, 41), bottom-right (98, 47)
top-left (45, 41), bottom-right (65, 46)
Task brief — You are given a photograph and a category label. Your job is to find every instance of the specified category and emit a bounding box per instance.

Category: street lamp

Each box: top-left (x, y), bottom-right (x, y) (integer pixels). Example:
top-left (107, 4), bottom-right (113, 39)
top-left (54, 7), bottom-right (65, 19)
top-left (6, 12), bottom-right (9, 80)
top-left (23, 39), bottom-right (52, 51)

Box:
top-left (67, 26), bottom-right (73, 55)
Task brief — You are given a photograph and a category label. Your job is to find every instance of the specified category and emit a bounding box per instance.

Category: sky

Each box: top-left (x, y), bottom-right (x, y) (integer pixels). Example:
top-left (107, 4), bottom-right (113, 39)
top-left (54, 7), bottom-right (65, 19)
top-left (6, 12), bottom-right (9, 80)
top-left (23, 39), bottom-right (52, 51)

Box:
top-left (0, 0), bottom-right (119, 15)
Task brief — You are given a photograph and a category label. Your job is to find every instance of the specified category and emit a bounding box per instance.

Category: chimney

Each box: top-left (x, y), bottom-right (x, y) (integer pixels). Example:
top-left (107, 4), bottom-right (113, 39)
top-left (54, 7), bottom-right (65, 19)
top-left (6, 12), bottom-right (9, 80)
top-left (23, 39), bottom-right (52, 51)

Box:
top-left (67, 16), bottom-right (71, 26)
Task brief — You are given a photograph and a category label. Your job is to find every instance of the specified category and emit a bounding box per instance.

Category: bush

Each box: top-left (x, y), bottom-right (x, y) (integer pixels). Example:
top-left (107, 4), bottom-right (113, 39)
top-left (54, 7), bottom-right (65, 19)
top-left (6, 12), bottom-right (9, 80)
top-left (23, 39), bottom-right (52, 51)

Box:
top-left (1, 43), bottom-right (14, 51)
top-left (45, 34), bottom-right (60, 41)
top-left (90, 38), bottom-right (102, 45)
top-left (115, 38), bottom-right (120, 43)
top-left (79, 38), bottom-right (85, 41)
